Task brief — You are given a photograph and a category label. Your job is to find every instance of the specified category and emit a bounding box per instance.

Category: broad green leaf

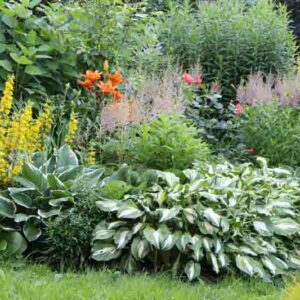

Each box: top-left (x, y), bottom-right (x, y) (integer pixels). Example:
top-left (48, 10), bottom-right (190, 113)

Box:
top-left (253, 221), bottom-right (272, 236)
top-left (107, 221), bottom-right (127, 230)
top-left (131, 237), bottom-right (150, 260)
top-left (114, 228), bottom-right (132, 249)
top-left (28, 0), bottom-right (42, 8)
top-left (261, 256), bottom-right (277, 276)
top-left (10, 193), bottom-right (32, 208)
top-left (158, 171), bottom-right (180, 187)
top-left (0, 59), bottom-right (12, 71)
top-left (25, 65), bottom-right (43, 75)
top-left (56, 145), bottom-right (78, 170)
top-left (20, 162), bottom-right (47, 192)
top-left (14, 213), bottom-right (31, 223)
top-left (175, 232), bottom-right (192, 252)
top-left (0, 231), bottom-right (27, 254)
top-left (236, 255), bottom-right (254, 276)
top-left (143, 226), bottom-right (160, 249)
top-left (183, 208), bottom-right (197, 224)
top-left (93, 223), bottom-right (115, 241)
top-left (161, 234), bottom-right (175, 251)
top-left (184, 260), bottom-right (201, 281)
top-left (49, 197), bottom-right (71, 207)
top-left (0, 239), bottom-right (7, 251)
top-left (23, 217), bottom-right (41, 242)
top-left (91, 242), bottom-right (121, 261)
top-left (37, 209), bottom-right (60, 218)
top-left (2, 15), bottom-right (17, 28)
top-left (47, 174), bottom-right (67, 190)
top-left (203, 208), bottom-right (221, 227)
top-left (0, 196), bottom-right (16, 218)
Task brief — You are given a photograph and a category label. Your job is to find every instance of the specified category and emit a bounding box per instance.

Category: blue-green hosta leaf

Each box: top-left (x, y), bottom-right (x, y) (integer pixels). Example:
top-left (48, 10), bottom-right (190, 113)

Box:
top-left (23, 217), bottom-right (42, 242)
top-left (220, 218), bottom-right (230, 233)
top-left (96, 200), bottom-right (119, 212)
top-left (236, 255), bottom-right (255, 276)
top-left (271, 218), bottom-right (300, 236)
top-left (213, 239), bottom-right (222, 254)
top-left (143, 226), bottom-right (161, 249)
top-left (240, 246), bottom-right (258, 256)
top-left (203, 237), bottom-right (211, 252)
top-left (0, 196), bottom-right (16, 218)
top-left (117, 201), bottom-right (143, 219)
top-left (183, 208), bottom-right (197, 224)
top-left (204, 208), bottom-right (221, 227)
top-left (14, 213), bottom-right (31, 223)
top-left (10, 193), bottom-right (32, 208)
top-left (253, 221), bottom-right (272, 236)
top-left (92, 242), bottom-right (121, 261)
top-left (184, 260), bottom-right (201, 281)
top-left (189, 179), bottom-right (203, 192)
top-left (268, 255), bottom-right (288, 270)
top-left (158, 207), bottom-right (181, 222)
top-left (0, 231), bottom-right (27, 254)
top-left (37, 209), bottom-right (60, 218)
top-left (261, 256), bottom-right (277, 276)
top-left (56, 145), bottom-right (78, 171)
top-left (78, 168), bottom-right (105, 188)
top-left (131, 237), bottom-right (150, 260)
top-left (107, 221), bottom-right (127, 230)
top-left (58, 166), bottom-right (83, 182)
top-left (114, 228), bottom-right (132, 249)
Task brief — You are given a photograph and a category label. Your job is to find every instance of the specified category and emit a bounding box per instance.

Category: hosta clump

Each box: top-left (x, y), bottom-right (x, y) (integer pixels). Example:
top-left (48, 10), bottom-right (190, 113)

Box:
top-left (0, 146), bottom-right (105, 257)
top-left (91, 158), bottom-right (300, 281)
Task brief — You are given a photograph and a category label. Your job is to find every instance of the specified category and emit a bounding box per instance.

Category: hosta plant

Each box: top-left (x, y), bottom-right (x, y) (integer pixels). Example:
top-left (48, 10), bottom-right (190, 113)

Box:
top-left (0, 145), bottom-right (104, 257)
top-left (91, 158), bottom-right (300, 281)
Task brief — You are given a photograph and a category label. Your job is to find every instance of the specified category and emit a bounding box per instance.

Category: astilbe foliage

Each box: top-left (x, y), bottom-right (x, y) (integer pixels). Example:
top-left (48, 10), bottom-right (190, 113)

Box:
top-left (91, 158), bottom-right (300, 281)
top-left (0, 75), bottom-right (53, 185)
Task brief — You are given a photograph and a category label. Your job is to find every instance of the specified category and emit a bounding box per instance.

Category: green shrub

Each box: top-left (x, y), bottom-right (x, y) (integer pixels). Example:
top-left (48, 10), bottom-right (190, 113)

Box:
top-left (161, 0), bottom-right (296, 100)
top-left (91, 158), bottom-right (300, 281)
top-left (237, 103), bottom-right (300, 167)
top-left (126, 115), bottom-right (210, 170)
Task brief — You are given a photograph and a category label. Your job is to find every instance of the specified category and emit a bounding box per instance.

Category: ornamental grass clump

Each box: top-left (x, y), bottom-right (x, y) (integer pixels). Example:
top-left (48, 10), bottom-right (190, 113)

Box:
top-left (0, 75), bottom-right (53, 185)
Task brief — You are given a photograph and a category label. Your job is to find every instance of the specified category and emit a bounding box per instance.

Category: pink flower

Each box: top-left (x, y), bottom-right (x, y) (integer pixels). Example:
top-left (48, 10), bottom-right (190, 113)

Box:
top-left (248, 148), bottom-right (255, 154)
top-left (182, 72), bottom-right (194, 85)
top-left (193, 75), bottom-right (203, 85)
top-left (235, 103), bottom-right (244, 116)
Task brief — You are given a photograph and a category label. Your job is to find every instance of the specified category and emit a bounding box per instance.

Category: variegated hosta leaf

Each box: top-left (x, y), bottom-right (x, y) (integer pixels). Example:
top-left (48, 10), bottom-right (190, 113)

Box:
top-left (132, 223), bottom-right (145, 234)
top-left (236, 255), bottom-right (255, 276)
top-left (161, 234), bottom-right (175, 251)
top-left (253, 220), bottom-right (272, 236)
top-left (131, 237), bottom-right (150, 260)
top-left (203, 208), bottom-right (221, 227)
top-left (23, 217), bottom-right (42, 242)
top-left (92, 242), bottom-right (121, 261)
top-left (93, 222), bottom-right (115, 241)
top-left (143, 225), bottom-right (170, 249)
top-left (9, 193), bottom-right (32, 208)
top-left (271, 218), bottom-right (300, 236)
top-left (157, 171), bottom-right (180, 187)
top-left (158, 207), bottom-right (181, 222)
top-left (175, 232), bottom-right (192, 252)
top-left (210, 253), bottom-right (219, 274)
top-left (184, 260), bottom-right (201, 281)
top-left (96, 199), bottom-right (119, 212)
top-left (183, 208), bottom-right (197, 224)
top-left (107, 221), bottom-right (127, 230)
top-left (0, 196), bottom-right (16, 218)
top-left (183, 169), bottom-right (198, 181)
top-left (117, 201), bottom-right (144, 219)
top-left (261, 256), bottom-right (277, 276)
top-left (114, 228), bottom-right (133, 249)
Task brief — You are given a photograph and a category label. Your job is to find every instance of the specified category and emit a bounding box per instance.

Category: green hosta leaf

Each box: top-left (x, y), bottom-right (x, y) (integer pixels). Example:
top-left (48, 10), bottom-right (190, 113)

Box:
top-left (0, 196), bottom-right (16, 218)
top-left (0, 59), bottom-right (12, 72)
top-left (37, 209), bottom-right (60, 218)
top-left (158, 207), bottom-right (181, 222)
top-left (183, 169), bottom-right (198, 181)
top-left (236, 255), bottom-right (254, 276)
top-left (14, 213), bottom-right (31, 223)
top-left (240, 246), bottom-right (258, 256)
top-left (10, 193), bottom-right (32, 208)
top-left (261, 257), bottom-right (277, 276)
top-left (49, 197), bottom-right (72, 207)
top-left (96, 200), bottom-right (119, 212)
top-left (200, 192), bottom-right (219, 203)
top-left (58, 166), bottom-right (83, 182)
top-left (253, 221), bottom-right (272, 236)
top-left (288, 255), bottom-right (300, 269)
top-left (183, 208), bottom-right (197, 224)
top-left (203, 208), bottom-right (221, 227)
top-left (93, 223), bottom-right (115, 241)
top-left (0, 239), bottom-right (7, 251)
top-left (29, 0), bottom-right (42, 8)
top-left (107, 221), bottom-right (127, 230)
top-left (268, 255), bottom-right (288, 270)
top-left (122, 254), bottom-right (137, 274)
top-left (118, 201), bottom-right (143, 219)
top-left (23, 217), bottom-right (41, 242)
top-left (114, 228), bottom-right (132, 249)
top-left (132, 222), bottom-right (144, 234)
top-left (92, 242), bottom-right (121, 261)
top-left (143, 226), bottom-right (161, 249)
top-left (47, 175), bottom-right (67, 190)
top-left (56, 145), bottom-right (78, 170)
top-left (2, 15), bottom-right (17, 28)
top-left (161, 234), bottom-right (175, 251)
top-left (131, 237), bottom-right (150, 260)
top-left (0, 231), bottom-right (27, 254)
top-left (158, 171), bottom-right (180, 187)
top-left (271, 218), bottom-right (300, 236)
top-left (184, 260), bottom-right (201, 281)
top-left (175, 232), bottom-right (192, 252)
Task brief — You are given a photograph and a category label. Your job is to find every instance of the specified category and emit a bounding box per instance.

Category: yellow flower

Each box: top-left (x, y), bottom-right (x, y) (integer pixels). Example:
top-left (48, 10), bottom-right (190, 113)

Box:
top-left (0, 75), bottom-right (14, 115)
top-left (87, 146), bottom-right (96, 165)
top-left (65, 110), bottom-right (78, 146)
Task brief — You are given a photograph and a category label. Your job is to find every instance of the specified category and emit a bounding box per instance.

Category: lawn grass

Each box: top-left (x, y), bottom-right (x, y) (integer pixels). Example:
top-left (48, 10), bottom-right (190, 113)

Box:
top-left (0, 264), bottom-right (286, 300)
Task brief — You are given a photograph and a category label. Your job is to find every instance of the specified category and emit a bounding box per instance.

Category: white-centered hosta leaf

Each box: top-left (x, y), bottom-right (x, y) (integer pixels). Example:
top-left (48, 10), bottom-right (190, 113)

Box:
top-left (131, 237), bottom-right (150, 260)
top-left (118, 201), bottom-right (144, 219)
top-left (158, 171), bottom-right (180, 187)
top-left (184, 260), bottom-right (201, 281)
top-left (114, 228), bottom-right (132, 249)
top-left (183, 208), bottom-right (197, 224)
top-left (236, 255), bottom-right (254, 276)
top-left (93, 228), bottom-right (115, 241)
top-left (161, 234), bottom-right (175, 251)
top-left (96, 200), bottom-right (119, 212)
top-left (204, 208), bottom-right (221, 227)
top-left (253, 221), bottom-right (272, 236)
top-left (158, 207), bottom-right (181, 222)
top-left (271, 218), bottom-right (300, 236)
top-left (261, 257), bottom-right (277, 276)
top-left (210, 253), bottom-right (219, 274)
top-left (91, 242), bottom-right (121, 261)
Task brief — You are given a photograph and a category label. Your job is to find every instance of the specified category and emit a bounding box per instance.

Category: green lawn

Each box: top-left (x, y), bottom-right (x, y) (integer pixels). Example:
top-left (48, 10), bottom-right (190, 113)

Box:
top-left (0, 264), bottom-right (286, 300)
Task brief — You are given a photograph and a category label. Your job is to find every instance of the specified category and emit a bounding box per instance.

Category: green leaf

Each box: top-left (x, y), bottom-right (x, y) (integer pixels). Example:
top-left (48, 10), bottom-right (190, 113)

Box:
top-left (0, 196), bottom-right (16, 218)
top-left (143, 226), bottom-right (161, 249)
top-left (10, 193), bottom-right (32, 208)
top-left (2, 15), bottom-right (17, 28)
top-left (114, 228), bottom-right (132, 249)
top-left (0, 59), bottom-right (12, 72)
top-left (236, 255), bottom-right (254, 276)
top-left (96, 199), bottom-right (119, 212)
top-left (158, 207), bottom-right (181, 222)
top-left (117, 201), bottom-right (143, 219)
top-left (23, 217), bottom-right (42, 242)
top-left (158, 171), bottom-right (180, 187)
top-left (24, 65), bottom-right (43, 75)
top-left (0, 231), bottom-right (27, 254)
top-left (93, 223), bottom-right (115, 241)
top-left (47, 175), bottom-right (67, 190)
top-left (131, 237), bottom-right (150, 260)
top-left (253, 221), bottom-right (272, 236)
top-left (0, 239), bottom-right (7, 251)
top-left (271, 218), bottom-right (300, 236)
top-left (91, 242), bottom-right (121, 261)
top-left (184, 260), bottom-right (201, 281)
top-left (57, 145), bottom-right (78, 170)
top-left (210, 253), bottom-right (220, 273)
top-left (37, 209), bottom-right (60, 218)
top-left (28, 0), bottom-right (42, 8)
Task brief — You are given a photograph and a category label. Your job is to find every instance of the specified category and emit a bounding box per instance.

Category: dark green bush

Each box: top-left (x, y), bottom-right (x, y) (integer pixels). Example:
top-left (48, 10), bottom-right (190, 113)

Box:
top-left (160, 0), bottom-right (296, 100)
top-left (237, 103), bottom-right (300, 167)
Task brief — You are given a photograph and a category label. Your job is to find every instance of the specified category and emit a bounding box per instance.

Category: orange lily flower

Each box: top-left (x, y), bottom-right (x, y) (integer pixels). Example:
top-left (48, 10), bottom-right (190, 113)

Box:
top-left (98, 80), bottom-right (114, 94)
top-left (79, 79), bottom-right (94, 89)
top-left (108, 70), bottom-right (123, 86)
top-left (112, 89), bottom-right (122, 102)
top-left (82, 70), bottom-right (102, 83)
